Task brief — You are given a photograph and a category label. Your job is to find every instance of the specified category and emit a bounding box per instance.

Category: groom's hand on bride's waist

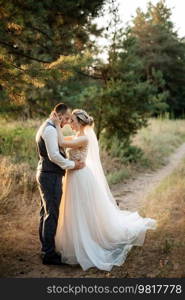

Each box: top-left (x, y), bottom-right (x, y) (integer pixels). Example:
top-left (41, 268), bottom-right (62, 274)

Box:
top-left (73, 160), bottom-right (85, 170)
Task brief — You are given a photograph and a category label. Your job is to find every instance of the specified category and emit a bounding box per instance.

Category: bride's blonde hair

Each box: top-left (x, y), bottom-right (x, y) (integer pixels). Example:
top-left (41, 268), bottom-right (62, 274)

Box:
top-left (72, 109), bottom-right (94, 127)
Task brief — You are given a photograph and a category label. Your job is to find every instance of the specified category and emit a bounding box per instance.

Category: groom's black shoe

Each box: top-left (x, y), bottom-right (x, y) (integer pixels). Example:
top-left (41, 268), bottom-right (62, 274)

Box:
top-left (42, 252), bottom-right (63, 265)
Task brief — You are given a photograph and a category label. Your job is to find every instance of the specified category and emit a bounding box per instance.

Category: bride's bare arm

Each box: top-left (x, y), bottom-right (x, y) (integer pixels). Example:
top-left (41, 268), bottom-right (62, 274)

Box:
top-left (50, 111), bottom-right (87, 148)
top-left (61, 136), bottom-right (88, 148)
top-left (55, 124), bottom-right (87, 149)
top-left (64, 136), bottom-right (74, 141)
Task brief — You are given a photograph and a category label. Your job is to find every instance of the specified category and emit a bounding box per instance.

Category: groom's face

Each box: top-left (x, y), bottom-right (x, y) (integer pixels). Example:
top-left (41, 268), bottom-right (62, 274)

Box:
top-left (58, 110), bottom-right (71, 127)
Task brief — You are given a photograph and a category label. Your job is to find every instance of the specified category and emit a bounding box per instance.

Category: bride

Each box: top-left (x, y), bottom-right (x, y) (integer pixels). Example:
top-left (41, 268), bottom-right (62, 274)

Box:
top-left (51, 109), bottom-right (157, 271)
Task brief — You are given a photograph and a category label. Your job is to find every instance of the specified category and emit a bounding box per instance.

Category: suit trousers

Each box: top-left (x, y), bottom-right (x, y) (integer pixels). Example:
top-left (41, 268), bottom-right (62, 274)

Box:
top-left (36, 171), bottom-right (63, 255)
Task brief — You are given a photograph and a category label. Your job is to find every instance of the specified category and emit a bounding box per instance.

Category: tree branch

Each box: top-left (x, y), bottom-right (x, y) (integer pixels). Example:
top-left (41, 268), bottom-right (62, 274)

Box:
top-left (0, 40), bottom-right (53, 63)
top-left (10, 63), bottom-right (25, 72)
top-left (75, 69), bottom-right (102, 80)
top-left (29, 25), bottom-right (53, 42)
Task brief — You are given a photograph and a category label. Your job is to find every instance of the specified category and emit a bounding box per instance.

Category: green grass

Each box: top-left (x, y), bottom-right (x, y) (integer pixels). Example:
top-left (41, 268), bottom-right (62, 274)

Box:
top-left (105, 118), bottom-right (185, 184)
top-left (107, 168), bottom-right (132, 185)
top-left (132, 118), bottom-right (185, 169)
top-left (0, 119), bottom-right (41, 169)
top-left (0, 117), bottom-right (185, 180)
top-left (0, 126), bottom-right (37, 168)
top-left (0, 119), bottom-right (73, 169)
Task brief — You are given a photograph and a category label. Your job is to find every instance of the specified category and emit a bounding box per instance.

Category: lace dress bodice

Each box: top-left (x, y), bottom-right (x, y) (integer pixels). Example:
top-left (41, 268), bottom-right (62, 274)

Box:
top-left (67, 140), bottom-right (88, 163)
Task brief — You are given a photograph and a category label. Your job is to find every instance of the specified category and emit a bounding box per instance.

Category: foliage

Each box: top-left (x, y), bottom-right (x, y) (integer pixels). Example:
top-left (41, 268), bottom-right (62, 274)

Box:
top-left (86, 28), bottom-right (165, 146)
top-left (1, 0), bottom-right (185, 159)
top-left (0, 0), bottom-right (105, 114)
top-left (130, 0), bottom-right (185, 117)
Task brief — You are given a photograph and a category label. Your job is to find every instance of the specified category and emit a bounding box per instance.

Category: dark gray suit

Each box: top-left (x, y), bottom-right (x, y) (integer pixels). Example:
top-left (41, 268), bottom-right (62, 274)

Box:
top-left (36, 122), bottom-right (66, 255)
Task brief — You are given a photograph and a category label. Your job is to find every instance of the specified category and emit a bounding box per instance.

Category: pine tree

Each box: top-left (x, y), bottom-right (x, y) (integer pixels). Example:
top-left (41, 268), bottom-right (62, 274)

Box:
top-left (130, 0), bottom-right (185, 116)
top-left (78, 23), bottom-right (160, 146)
top-left (0, 0), bottom-right (105, 116)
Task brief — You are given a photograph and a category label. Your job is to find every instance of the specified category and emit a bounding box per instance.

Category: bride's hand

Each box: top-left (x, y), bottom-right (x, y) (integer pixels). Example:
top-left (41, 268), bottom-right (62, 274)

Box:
top-left (50, 111), bottom-right (61, 127)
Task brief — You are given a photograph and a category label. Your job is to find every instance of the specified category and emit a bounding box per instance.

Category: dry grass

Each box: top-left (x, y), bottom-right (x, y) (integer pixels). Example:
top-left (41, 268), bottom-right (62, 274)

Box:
top-left (0, 159), bottom-right (185, 277)
top-left (132, 162), bottom-right (185, 277)
top-left (0, 157), bottom-right (40, 277)
top-left (0, 156), bottom-right (38, 214)
top-left (0, 210), bottom-right (39, 277)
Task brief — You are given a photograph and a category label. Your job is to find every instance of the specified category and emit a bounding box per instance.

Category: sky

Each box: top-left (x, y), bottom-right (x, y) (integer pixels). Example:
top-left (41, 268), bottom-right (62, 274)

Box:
top-left (115, 0), bottom-right (184, 36)
top-left (95, 0), bottom-right (185, 60)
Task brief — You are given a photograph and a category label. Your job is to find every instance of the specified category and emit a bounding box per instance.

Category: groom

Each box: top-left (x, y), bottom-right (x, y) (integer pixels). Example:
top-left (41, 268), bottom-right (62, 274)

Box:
top-left (36, 103), bottom-right (84, 265)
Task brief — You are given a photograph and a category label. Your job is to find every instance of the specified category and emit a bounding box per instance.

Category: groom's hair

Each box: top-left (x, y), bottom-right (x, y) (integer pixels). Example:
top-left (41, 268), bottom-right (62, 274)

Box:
top-left (54, 103), bottom-right (68, 114)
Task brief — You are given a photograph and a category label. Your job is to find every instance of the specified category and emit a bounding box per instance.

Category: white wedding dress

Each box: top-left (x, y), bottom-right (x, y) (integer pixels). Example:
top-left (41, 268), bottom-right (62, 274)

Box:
top-left (55, 127), bottom-right (157, 271)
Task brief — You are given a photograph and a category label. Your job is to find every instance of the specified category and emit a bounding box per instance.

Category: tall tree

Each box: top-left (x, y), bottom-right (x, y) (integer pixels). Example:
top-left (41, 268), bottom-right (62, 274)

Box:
top-left (0, 0), bottom-right (106, 115)
top-left (77, 7), bottom-right (161, 144)
top-left (131, 0), bottom-right (185, 116)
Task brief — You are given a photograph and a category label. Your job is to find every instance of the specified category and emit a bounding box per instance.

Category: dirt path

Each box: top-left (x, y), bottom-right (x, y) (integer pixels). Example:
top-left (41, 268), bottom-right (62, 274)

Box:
top-left (112, 142), bottom-right (185, 211)
top-left (11, 143), bottom-right (185, 278)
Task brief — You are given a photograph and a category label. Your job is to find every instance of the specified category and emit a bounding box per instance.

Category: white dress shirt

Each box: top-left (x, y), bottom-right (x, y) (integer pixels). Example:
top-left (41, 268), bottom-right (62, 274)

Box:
top-left (39, 119), bottom-right (75, 170)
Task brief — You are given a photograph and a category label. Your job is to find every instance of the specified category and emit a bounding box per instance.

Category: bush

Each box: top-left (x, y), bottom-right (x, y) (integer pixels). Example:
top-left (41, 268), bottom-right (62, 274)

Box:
top-left (101, 135), bottom-right (144, 163)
